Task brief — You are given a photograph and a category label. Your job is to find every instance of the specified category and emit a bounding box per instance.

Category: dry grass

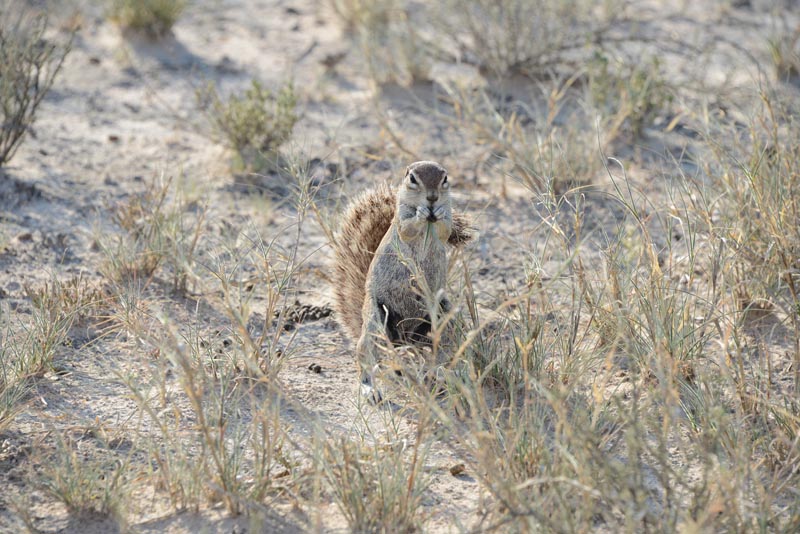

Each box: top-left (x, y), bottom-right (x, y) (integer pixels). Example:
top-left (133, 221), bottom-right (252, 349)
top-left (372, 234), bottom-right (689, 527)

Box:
top-left (315, 418), bottom-right (430, 533)
top-left (100, 174), bottom-right (206, 294)
top-left (769, 22), bottom-right (800, 80)
top-left (430, 0), bottom-right (626, 78)
top-left (34, 430), bottom-right (132, 523)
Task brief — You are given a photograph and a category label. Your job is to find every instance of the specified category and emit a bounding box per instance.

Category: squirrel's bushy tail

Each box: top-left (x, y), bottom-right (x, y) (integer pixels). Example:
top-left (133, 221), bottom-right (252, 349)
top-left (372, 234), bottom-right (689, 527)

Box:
top-left (332, 185), bottom-right (396, 340)
top-left (332, 185), bottom-right (477, 341)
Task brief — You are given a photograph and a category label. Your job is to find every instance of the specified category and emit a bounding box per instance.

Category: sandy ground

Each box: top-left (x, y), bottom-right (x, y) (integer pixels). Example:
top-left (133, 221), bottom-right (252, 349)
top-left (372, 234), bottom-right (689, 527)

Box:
top-left (1, 0), bottom-right (798, 532)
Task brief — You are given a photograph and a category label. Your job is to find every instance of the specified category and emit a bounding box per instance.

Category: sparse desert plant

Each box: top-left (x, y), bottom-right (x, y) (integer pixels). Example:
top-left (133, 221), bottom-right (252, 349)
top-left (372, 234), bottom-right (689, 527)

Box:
top-left (0, 368), bottom-right (27, 432)
top-left (586, 53), bottom-right (674, 142)
top-left (511, 120), bottom-right (603, 195)
top-left (707, 92), bottom-right (799, 305)
top-left (372, 17), bottom-right (430, 86)
top-left (0, 306), bottom-right (30, 431)
top-left (768, 23), bottom-right (800, 80)
top-left (420, 52), bottom-right (671, 196)
top-left (0, 6), bottom-right (72, 166)
top-left (328, 0), bottom-right (396, 34)
top-left (700, 87), bottom-right (800, 381)
top-left (435, 78), bottom-right (602, 194)
top-left (197, 79), bottom-right (297, 171)
top-left (337, 0), bottom-right (627, 83)
top-left (19, 277), bottom-right (82, 376)
top-left (27, 273), bottom-right (108, 327)
top-left (317, 423), bottom-right (430, 533)
top-left (0, 274), bottom-right (99, 431)
top-left (432, 0), bottom-right (625, 78)
top-left (116, 307), bottom-right (292, 515)
top-left (36, 431), bottom-right (132, 524)
top-left (101, 174), bottom-right (206, 294)
top-left (205, 234), bottom-right (299, 379)
top-left (199, 158), bottom-right (322, 379)
top-left (107, 0), bottom-right (187, 38)
top-left (340, 0), bottom-right (431, 86)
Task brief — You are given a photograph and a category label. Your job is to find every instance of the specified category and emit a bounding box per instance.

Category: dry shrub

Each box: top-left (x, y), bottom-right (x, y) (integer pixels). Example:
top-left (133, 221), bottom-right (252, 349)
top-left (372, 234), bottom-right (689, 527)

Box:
top-left (0, 6), bottom-right (71, 166)
top-left (108, 0), bottom-right (187, 38)
top-left (197, 80), bottom-right (298, 171)
top-left (433, 0), bottom-right (625, 78)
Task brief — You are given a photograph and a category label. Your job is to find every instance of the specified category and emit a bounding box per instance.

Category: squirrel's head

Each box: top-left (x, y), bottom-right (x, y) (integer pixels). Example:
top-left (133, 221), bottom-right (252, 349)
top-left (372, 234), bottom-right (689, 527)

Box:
top-left (399, 161), bottom-right (450, 207)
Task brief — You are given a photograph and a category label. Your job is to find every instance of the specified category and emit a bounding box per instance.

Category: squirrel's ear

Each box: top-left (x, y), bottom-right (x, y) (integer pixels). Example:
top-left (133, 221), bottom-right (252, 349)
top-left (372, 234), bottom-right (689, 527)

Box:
top-left (404, 167), bottom-right (410, 176)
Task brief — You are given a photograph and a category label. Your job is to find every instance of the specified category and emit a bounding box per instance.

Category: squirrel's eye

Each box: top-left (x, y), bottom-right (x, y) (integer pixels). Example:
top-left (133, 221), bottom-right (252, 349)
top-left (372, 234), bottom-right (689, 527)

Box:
top-left (408, 174), bottom-right (419, 189)
top-left (442, 175), bottom-right (449, 188)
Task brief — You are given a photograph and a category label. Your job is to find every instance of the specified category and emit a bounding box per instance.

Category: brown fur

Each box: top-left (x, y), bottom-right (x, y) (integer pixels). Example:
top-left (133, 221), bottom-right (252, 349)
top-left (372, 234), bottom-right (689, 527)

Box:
top-left (332, 184), bottom-right (396, 340)
top-left (331, 183), bottom-right (475, 342)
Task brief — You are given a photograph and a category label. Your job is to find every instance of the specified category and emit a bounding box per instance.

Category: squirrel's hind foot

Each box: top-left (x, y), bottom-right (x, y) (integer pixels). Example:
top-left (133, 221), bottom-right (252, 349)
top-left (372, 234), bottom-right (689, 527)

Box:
top-left (360, 369), bottom-right (384, 405)
top-left (360, 382), bottom-right (384, 405)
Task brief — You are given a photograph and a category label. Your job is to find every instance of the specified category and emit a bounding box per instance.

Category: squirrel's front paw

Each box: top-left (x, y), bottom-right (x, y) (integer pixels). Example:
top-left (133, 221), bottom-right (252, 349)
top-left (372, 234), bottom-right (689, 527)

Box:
top-left (432, 205), bottom-right (448, 220)
top-left (416, 206), bottom-right (433, 222)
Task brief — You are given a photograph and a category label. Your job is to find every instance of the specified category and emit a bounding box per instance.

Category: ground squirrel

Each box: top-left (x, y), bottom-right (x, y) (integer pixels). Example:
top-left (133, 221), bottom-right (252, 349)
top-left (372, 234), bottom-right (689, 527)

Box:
top-left (332, 161), bottom-right (475, 400)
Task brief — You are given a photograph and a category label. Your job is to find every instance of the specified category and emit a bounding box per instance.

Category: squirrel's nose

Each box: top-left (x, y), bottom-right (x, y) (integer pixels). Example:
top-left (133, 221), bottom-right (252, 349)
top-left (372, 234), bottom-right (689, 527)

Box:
top-left (427, 191), bottom-right (439, 203)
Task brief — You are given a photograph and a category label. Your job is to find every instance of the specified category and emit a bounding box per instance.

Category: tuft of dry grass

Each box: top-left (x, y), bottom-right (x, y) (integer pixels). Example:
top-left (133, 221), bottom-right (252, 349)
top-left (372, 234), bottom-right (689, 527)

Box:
top-left (328, 0), bottom-right (429, 85)
top-left (101, 174), bottom-right (207, 295)
top-left (586, 52), bottom-right (674, 143)
top-left (314, 411), bottom-right (431, 533)
top-left (0, 307), bottom-right (30, 432)
top-left (1, 275), bottom-right (106, 431)
top-left (432, 0), bottom-right (626, 78)
top-left (107, 0), bottom-right (187, 39)
top-left (423, 77), bottom-right (605, 194)
top-left (700, 85), bottom-right (800, 387)
top-left (34, 430), bottom-right (133, 525)
top-left (769, 23), bottom-right (800, 80)
top-left (118, 318), bottom-right (291, 515)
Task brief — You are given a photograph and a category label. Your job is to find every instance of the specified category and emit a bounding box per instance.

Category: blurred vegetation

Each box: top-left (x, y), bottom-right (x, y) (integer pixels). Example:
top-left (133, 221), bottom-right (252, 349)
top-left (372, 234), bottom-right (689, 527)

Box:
top-left (108, 0), bottom-right (187, 38)
top-left (0, 6), bottom-right (71, 167)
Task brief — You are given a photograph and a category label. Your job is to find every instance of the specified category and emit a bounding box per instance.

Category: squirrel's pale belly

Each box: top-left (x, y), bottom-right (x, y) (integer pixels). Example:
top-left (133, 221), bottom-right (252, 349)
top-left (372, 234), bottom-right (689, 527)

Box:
top-left (366, 225), bottom-right (448, 337)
